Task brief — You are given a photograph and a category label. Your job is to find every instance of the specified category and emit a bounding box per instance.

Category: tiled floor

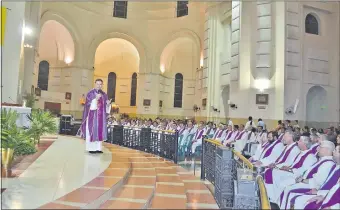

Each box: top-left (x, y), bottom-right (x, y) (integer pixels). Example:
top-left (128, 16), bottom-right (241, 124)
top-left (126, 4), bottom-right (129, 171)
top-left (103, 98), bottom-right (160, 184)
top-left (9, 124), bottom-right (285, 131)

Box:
top-left (1, 135), bottom-right (218, 209)
top-left (1, 136), bottom-right (111, 209)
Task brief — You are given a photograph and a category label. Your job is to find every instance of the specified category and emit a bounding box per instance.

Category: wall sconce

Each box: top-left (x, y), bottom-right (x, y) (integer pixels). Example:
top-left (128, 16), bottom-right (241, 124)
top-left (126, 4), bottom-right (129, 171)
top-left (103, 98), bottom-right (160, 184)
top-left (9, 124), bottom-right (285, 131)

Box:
top-left (254, 79), bottom-right (270, 92)
top-left (211, 106), bottom-right (220, 113)
top-left (228, 100), bottom-right (238, 109)
top-left (193, 104), bottom-right (200, 112)
top-left (64, 56), bottom-right (72, 64)
top-left (160, 64), bottom-right (165, 74)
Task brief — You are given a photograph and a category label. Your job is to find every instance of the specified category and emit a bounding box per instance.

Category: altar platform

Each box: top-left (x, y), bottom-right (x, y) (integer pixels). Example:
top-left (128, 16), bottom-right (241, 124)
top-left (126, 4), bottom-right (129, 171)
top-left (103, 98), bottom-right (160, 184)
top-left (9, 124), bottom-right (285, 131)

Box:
top-left (1, 135), bottom-right (218, 209)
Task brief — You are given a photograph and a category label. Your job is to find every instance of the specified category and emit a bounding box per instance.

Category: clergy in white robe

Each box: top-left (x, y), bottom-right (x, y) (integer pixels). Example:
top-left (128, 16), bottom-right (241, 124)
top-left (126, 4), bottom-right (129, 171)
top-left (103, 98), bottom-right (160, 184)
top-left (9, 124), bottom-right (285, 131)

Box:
top-left (257, 131), bottom-right (285, 163)
top-left (290, 145), bottom-right (340, 209)
top-left (191, 122), bottom-right (205, 154)
top-left (255, 130), bottom-right (300, 168)
top-left (265, 136), bottom-right (317, 203)
top-left (223, 125), bottom-right (240, 145)
top-left (232, 124), bottom-right (248, 152)
top-left (249, 132), bottom-right (269, 162)
top-left (279, 141), bottom-right (336, 209)
top-left (204, 122), bottom-right (215, 138)
top-left (212, 124), bottom-right (227, 142)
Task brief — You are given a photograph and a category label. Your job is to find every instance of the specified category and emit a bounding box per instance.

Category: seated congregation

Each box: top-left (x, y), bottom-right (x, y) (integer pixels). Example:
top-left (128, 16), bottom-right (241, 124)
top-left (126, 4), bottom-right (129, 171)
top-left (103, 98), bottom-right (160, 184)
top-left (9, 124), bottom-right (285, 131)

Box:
top-left (108, 115), bottom-right (340, 209)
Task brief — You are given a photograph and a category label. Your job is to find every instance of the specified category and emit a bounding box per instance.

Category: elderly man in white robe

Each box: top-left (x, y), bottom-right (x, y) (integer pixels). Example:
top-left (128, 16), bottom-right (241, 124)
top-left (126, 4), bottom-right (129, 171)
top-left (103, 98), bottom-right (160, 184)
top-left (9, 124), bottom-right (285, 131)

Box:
top-left (290, 145), bottom-right (340, 210)
top-left (265, 135), bottom-right (317, 203)
top-left (279, 140), bottom-right (336, 209)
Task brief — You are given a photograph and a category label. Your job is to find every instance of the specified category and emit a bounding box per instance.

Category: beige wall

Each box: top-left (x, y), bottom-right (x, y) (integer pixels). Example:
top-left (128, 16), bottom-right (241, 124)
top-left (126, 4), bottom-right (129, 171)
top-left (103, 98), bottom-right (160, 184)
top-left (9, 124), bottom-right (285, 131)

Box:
top-left (8, 1), bottom-right (337, 127)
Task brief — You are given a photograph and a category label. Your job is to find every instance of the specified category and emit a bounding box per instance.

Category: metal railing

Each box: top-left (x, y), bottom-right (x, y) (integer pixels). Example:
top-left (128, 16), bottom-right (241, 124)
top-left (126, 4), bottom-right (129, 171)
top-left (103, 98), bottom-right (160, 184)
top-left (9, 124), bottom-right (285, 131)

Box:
top-left (200, 136), bottom-right (271, 209)
top-left (107, 125), bottom-right (179, 163)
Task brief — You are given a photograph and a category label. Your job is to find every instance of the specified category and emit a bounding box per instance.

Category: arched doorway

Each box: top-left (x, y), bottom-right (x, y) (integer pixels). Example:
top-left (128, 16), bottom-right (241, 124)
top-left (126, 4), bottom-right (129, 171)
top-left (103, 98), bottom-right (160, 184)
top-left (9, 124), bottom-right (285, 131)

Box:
top-left (94, 38), bottom-right (140, 114)
top-left (306, 86), bottom-right (327, 126)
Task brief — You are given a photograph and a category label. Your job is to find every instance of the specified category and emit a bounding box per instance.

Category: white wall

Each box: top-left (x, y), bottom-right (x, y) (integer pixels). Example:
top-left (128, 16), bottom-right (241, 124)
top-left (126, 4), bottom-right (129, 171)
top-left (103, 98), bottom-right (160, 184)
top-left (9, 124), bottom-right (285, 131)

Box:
top-left (2, 2), bottom-right (26, 103)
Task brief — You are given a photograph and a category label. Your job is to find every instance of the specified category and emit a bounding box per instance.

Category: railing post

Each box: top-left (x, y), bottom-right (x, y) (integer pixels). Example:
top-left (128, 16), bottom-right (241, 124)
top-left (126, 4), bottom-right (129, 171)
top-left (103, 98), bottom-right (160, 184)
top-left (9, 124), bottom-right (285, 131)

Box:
top-left (200, 135), bottom-right (206, 180)
top-left (174, 131), bottom-right (179, 164)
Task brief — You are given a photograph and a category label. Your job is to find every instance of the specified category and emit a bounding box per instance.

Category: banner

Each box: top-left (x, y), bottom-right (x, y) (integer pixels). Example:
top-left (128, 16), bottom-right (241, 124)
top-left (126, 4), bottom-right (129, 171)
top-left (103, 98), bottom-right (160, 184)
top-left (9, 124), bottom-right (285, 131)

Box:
top-left (1, 6), bottom-right (7, 46)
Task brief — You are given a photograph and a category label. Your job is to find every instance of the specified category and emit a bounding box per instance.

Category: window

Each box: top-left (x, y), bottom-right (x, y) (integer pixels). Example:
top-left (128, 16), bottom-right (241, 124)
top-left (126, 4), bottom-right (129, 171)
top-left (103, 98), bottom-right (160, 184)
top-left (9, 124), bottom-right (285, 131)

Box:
top-left (173, 73), bottom-right (183, 108)
top-left (177, 1), bottom-right (188, 17)
top-left (37, 60), bottom-right (50, 91)
top-left (130, 73), bottom-right (137, 106)
top-left (305, 14), bottom-right (319, 35)
top-left (113, 1), bottom-right (128, 19)
top-left (107, 72), bottom-right (117, 102)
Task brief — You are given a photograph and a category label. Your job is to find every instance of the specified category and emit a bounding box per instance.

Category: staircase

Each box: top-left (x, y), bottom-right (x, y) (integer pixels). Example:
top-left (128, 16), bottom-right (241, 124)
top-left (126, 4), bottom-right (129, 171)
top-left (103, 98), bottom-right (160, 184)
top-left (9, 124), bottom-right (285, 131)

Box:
top-left (38, 143), bottom-right (218, 209)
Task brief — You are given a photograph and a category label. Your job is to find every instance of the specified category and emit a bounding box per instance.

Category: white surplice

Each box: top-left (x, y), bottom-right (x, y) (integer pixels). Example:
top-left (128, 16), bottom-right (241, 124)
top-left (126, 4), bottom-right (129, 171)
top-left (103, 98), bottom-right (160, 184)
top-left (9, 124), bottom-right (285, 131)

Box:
top-left (279, 156), bottom-right (336, 209)
top-left (269, 150), bottom-right (317, 203)
top-left (85, 98), bottom-right (111, 152)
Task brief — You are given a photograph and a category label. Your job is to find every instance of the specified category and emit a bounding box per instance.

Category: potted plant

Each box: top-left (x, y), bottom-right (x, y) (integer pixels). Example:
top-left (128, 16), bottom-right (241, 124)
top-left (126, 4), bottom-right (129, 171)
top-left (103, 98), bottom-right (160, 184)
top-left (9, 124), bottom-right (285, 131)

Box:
top-left (1, 109), bottom-right (33, 171)
top-left (26, 109), bottom-right (58, 145)
top-left (23, 92), bottom-right (36, 108)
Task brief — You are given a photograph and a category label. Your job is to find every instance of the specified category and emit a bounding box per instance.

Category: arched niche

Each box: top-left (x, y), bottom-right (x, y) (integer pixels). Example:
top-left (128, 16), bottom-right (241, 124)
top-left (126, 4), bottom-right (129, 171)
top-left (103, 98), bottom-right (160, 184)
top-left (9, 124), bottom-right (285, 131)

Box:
top-left (306, 85), bottom-right (327, 125)
top-left (40, 11), bottom-right (83, 65)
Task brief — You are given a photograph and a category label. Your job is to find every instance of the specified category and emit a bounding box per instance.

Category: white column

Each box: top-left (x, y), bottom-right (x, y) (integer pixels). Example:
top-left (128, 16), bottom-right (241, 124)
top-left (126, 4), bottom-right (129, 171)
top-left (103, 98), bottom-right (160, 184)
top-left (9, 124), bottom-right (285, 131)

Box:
top-left (254, 1), bottom-right (273, 79)
top-left (2, 2), bottom-right (26, 103)
top-left (204, 7), bottom-right (220, 121)
top-left (231, 1), bottom-right (241, 81)
top-left (22, 2), bottom-right (41, 95)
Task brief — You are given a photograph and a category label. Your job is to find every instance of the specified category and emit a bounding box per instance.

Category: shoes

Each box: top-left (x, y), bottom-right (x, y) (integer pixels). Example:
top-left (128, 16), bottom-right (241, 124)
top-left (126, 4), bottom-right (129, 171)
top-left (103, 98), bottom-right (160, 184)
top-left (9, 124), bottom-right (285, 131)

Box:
top-left (89, 151), bottom-right (103, 154)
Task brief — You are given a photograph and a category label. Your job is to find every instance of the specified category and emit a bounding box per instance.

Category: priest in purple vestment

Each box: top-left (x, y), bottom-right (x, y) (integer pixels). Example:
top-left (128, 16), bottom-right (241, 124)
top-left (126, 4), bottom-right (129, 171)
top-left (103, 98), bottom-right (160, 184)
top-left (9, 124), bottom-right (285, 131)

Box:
top-left (81, 79), bottom-right (111, 154)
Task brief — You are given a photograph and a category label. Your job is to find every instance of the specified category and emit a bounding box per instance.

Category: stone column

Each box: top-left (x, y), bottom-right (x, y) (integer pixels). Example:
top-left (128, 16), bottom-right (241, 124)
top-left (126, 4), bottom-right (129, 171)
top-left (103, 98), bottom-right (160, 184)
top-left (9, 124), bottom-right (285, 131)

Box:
top-left (204, 6), bottom-right (220, 121)
top-left (1, 2), bottom-right (26, 103)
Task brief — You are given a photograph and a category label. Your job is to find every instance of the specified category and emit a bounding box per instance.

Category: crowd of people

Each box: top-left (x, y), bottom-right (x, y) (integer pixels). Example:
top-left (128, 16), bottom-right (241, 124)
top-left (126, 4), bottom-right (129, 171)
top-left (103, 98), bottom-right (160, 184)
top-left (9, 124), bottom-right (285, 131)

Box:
top-left (108, 115), bottom-right (339, 209)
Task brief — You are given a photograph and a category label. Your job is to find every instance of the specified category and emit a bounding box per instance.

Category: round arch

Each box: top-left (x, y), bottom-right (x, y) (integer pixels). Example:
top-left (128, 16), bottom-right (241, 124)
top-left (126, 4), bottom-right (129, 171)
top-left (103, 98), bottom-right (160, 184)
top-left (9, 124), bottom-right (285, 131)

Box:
top-left (40, 10), bottom-right (83, 65)
top-left (306, 85), bottom-right (327, 124)
top-left (88, 31), bottom-right (147, 73)
top-left (157, 29), bottom-right (201, 69)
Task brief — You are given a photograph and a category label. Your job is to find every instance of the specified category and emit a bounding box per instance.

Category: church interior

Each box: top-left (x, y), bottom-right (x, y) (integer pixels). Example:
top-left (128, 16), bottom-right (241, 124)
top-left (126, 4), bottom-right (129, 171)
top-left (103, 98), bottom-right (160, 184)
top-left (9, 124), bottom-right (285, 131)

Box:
top-left (1, 1), bottom-right (340, 209)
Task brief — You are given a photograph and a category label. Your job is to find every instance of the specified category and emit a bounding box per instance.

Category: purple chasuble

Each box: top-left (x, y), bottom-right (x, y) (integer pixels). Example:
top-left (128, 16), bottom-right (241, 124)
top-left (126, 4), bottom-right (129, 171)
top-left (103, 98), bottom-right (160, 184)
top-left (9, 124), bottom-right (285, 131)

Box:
top-left (81, 89), bottom-right (108, 142)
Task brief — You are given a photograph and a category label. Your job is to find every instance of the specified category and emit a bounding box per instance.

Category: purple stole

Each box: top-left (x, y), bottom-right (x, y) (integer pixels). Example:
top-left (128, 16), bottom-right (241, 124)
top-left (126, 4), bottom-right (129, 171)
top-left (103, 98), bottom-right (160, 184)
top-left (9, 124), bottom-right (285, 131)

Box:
top-left (304, 159), bottom-right (335, 179)
top-left (310, 144), bottom-right (319, 155)
top-left (280, 160), bottom-right (337, 209)
top-left (264, 143), bottom-right (298, 184)
top-left (178, 128), bottom-right (185, 135)
top-left (224, 130), bottom-right (233, 141)
top-left (319, 187), bottom-right (340, 209)
top-left (205, 128), bottom-right (212, 136)
top-left (290, 150), bottom-right (313, 169)
top-left (258, 142), bottom-right (271, 158)
top-left (319, 166), bottom-right (338, 190)
top-left (262, 139), bottom-right (282, 159)
top-left (194, 129), bottom-right (204, 140)
top-left (236, 130), bottom-right (246, 140)
top-left (213, 129), bottom-right (223, 139)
